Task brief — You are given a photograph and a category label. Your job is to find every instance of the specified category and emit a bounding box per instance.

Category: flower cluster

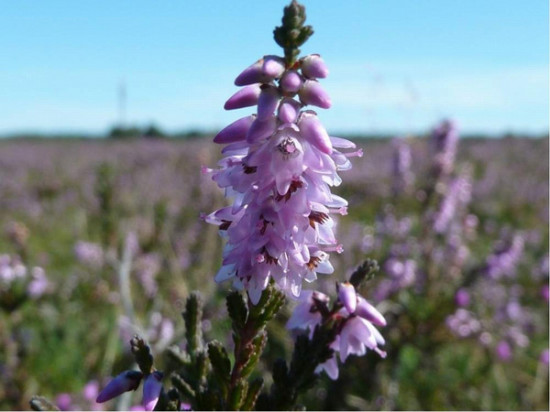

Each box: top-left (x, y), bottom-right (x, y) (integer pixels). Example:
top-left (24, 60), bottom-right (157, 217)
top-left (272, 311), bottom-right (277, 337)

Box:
top-left (205, 54), bottom-right (361, 303)
top-left (0, 254), bottom-right (49, 301)
top-left (286, 284), bottom-right (387, 380)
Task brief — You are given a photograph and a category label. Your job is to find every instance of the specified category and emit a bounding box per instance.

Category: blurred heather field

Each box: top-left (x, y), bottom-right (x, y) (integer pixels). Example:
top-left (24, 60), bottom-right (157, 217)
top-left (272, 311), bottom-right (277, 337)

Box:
top-left (0, 134), bottom-right (548, 410)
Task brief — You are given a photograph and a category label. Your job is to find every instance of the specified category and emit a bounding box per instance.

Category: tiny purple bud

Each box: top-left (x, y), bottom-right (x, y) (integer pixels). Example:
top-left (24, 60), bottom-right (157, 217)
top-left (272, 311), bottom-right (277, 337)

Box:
top-left (338, 282), bottom-right (357, 313)
top-left (257, 86), bottom-right (280, 120)
top-left (246, 116), bottom-right (276, 143)
top-left (298, 111), bottom-right (332, 154)
top-left (213, 115), bottom-right (255, 144)
top-left (278, 98), bottom-right (301, 124)
top-left (96, 370), bottom-right (143, 403)
top-left (234, 59), bottom-right (264, 86)
top-left (280, 70), bottom-right (303, 94)
top-left (496, 341), bottom-right (512, 362)
top-left (299, 80), bottom-right (331, 109)
top-left (142, 371), bottom-right (163, 412)
top-left (301, 54), bottom-right (329, 79)
top-left (224, 85), bottom-right (261, 110)
top-left (454, 288), bottom-right (470, 307)
top-left (356, 297), bottom-right (387, 327)
top-left (262, 55), bottom-right (285, 79)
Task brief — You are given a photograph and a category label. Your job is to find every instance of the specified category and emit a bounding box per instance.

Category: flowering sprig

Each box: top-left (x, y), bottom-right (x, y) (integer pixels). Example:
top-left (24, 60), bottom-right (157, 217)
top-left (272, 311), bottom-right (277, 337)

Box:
top-left (205, 0), bottom-right (361, 304)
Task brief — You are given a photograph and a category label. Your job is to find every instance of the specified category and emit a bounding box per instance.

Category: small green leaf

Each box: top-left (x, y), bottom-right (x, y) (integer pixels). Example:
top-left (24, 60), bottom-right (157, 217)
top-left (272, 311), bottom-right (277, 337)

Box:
top-left (208, 340), bottom-right (231, 394)
top-left (183, 292), bottom-right (203, 356)
top-left (241, 378), bottom-right (264, 411)
top-left (241, 331), bottom-right (267, 378)
top-left (171, 372), bottom-right (196, 399)
top-left (226, 291), bottom-right (248, 331)
top-left (228, 379), bottom-right (247, 411)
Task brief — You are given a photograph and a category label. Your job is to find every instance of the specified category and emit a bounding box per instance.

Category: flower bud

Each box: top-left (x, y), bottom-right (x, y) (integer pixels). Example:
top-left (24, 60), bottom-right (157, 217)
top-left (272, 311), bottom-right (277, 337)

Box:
top-left (301, 54), bottom-right (329, 78)
top-left (280, 70), bottom-right (303, 94)
top-left (142, 371), bottom-right (163, 411)
top-left (224, 85), bottom-right (261, 110)
top-left (454, 288), bottom-right (470, 307)
top-left (338, 282), bottom-right (357, 313)
top-left (356, 297), bottom-right (386, 327)
top-left (96, 370), bottom-right (143, 403)
top-left (278, 98), bottom-right (301, 124)
top-left (246, 116), bottom-right (277, 143)
top-left (234, 59), bottom-right (264, 86)
top-left (262, 55), bottom-right (285, 79)
top-left (213, 115), bottom-right (255, 144)
top-left (299, 80), bottom-right (331, 109)
top-left (257, 86), bottom-right (280, 120)
top-left (298, 111), bottom-right (332, 154)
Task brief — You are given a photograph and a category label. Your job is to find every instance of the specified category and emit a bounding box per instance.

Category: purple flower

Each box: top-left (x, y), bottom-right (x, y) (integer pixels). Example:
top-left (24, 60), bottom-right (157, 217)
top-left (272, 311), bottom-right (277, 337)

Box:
top-left (74, 241), bottom-right (104, 268)
top-left (287, 289), bottom-right (386, 380)
top-left (207, 52), bottom-right (358, 303)
top-left (56, 393), bottom-right (73, 411)
top-left (27, 266), bottom-right (49, 298)
top-left (495, 340), bottom-right (513, 361)
top-left (433, 174), bottom-right (472, 234)
top-left (96, 370), bottom-right (143, 403)
top-left (430, 119), bottom-right (459, 176)
top-left (391, 138), bottom-right (413, 195)
top-left (485, 233), bottom-right (525, 279)
top-left (301, 54), bottom-right (329, 79)
top-left (540, 349), bottom-right (549, 365)
top-left (454, 288), bottom-right (470, 307)
top-left (338, 282), bottom-right (357, 314)
top-left (142, 371), bottom-right (163, 411)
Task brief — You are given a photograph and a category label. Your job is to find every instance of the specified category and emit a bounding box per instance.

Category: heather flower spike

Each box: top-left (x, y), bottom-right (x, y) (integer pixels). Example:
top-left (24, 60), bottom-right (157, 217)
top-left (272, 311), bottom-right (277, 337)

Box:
top-left (207, 0), bottom-right (359, 303)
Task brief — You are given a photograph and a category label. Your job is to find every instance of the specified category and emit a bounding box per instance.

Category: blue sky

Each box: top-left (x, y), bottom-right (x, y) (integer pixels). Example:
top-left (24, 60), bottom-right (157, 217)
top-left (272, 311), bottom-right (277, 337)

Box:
top-left (1, 0), bottom-right (548, 135)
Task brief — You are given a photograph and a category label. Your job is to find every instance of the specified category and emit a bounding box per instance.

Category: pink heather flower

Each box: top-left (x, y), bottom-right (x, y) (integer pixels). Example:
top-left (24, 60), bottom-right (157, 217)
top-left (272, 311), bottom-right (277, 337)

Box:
top-left (286, 290), bottom-right (329, 332)
top-left (430, 119), bottom-right (459, 176)
top-left (495, 340), bottom-right (513, 361)
top-left (96, 370), bottom-right (143, 403)
top-left (301, 54), bottom-right (329, 79)
top-left (454, 288), bottom-right (470, 307)
top-left (540, 349), bottom-right (549, 365)
top-left (287, 289), bottom-right (386, 380)
top-left (56, 393), bottom-right (73, 411)
top-left (338, 282), bottom-right (357, 314)
top-left (207, 53), bottom-right (358, 303)
top-left (142, 371), bottom-right (163, 411)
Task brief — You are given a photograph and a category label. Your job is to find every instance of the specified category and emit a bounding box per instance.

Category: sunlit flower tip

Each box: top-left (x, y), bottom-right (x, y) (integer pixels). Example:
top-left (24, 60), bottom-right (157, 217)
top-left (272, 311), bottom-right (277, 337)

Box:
top-left (246, 115), bottom-right (277, 143)
top-left (280, 70), bottom-right (303, 93)
top-left (142, 371), bottom-right (163, 411)
top-left (297, 111), bottom-right (332, 154)
top-left (257, 86), bottom-right (281, 120)
top-left (355, 296), bottom-right (386, 327)
top-left (262, 55), bottom-right (285, 78)
top-left (278, 98), bottom-right (301, 124)
top-left (234, 59), bottom-right (264, 86)
top-left (96, 370), bottom-right (143, 403)
top-left (338, 282), bottom-right (357, 314)
top-left (299, 80), bottom-right (331, 109)
top-left (301, 54), bottom-right (329, 78)
top-left (224, 85), bottom-right (261, 110)
top-left (213, 115), bottom-right (255, 144)
top-left (315, 355), bottom-right (339, 380)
